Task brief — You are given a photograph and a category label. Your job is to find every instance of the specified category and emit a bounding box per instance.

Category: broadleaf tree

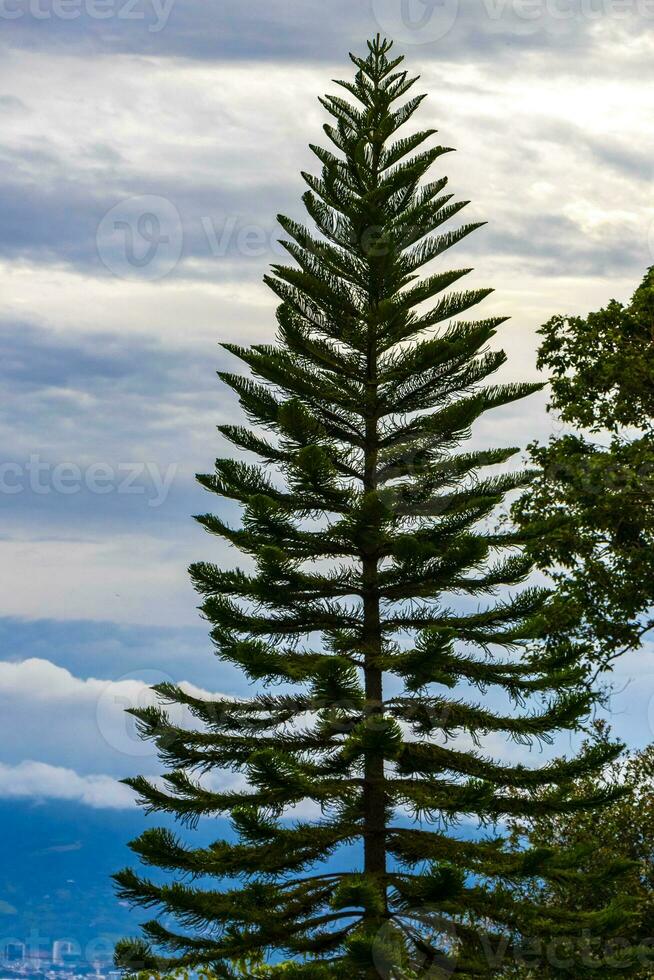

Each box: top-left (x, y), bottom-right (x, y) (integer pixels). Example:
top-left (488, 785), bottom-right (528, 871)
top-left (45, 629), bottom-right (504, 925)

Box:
top-left (114, 38), bottom-right (635, 979)
top-left (512, 268), bottom-right (654, 673)
top-left (504, 722), bottom-right (654, 978)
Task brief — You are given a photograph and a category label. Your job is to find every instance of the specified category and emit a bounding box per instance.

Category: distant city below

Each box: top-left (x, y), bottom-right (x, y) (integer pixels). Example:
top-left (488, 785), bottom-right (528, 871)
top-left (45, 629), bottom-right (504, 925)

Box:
top-left (1, 941), bottom-right (119, 980)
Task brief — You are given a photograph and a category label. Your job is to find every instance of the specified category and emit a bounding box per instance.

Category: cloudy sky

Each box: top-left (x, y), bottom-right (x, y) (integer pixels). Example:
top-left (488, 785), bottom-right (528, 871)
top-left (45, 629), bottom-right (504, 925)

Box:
top-left (1, 0), bottom-right (654, 946)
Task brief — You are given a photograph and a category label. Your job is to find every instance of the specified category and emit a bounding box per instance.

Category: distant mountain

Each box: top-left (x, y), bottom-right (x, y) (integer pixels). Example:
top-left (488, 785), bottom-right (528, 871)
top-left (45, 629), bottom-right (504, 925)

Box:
top-left (0, 801), bottom-right (231, 960)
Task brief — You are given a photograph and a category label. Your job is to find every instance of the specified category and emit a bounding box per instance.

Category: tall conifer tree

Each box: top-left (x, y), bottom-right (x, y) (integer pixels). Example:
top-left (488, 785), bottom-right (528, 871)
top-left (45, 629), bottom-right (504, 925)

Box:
top-left (115, 38), bottom-right (632, 978)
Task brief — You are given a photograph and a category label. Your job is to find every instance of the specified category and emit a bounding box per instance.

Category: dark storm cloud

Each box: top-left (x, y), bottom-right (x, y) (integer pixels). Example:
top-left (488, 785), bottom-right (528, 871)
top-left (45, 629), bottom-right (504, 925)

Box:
top-left (1, 0), bottom-right (650, 63)
top-left (0, 617), bottom-right (205, 683)
top-left (0, 319), bottom-right (195, 390)
top-left (536, 119), bottom-right (654, 184)
top-left (0, 94), bottom-right (28, 110)
top-left (0, 319), bottom-right (235, 443)
top-left (0, 322), bottom-right (240, 532)
top-left (0, 149), bottom-right (301, 275)
top-left (0, 616), bottom-right (246, 689)
top-left (0, 0), bottom-right (369, 60)
top-left (479, 215), bottom-right (648, 277)
top-left (583, 138), bottom-right (654, 183)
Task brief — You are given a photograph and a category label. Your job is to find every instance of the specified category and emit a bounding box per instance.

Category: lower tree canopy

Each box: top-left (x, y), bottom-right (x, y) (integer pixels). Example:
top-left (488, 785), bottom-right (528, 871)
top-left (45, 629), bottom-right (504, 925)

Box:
top-left (506, 723), bottom-right (654, 978)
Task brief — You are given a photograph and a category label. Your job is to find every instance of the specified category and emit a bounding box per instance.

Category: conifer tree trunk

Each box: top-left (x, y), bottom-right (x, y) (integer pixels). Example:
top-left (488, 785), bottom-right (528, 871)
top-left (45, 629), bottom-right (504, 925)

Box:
top-left (362, 122), bottom-right (386, 905)
top-left (362, 395), bottom-right (386, 896)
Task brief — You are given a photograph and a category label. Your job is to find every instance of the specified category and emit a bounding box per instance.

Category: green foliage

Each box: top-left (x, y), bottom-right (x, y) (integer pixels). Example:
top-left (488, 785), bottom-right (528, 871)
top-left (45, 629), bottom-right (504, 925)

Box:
top-left (513, 269), bottom-right (654, 668)
top-left (505, 723), bottom-right (654, 977)
top-left (538, 266), bottom-right (654, 433)
top-left (114, 36), bottom-right (633, 979)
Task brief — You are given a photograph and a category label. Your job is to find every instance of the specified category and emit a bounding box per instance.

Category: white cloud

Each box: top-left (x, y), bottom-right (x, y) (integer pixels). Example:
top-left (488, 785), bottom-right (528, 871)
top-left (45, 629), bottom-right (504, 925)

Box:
top-left (0, 261), bottom-right (276, 350)
top-left (1, 651), bottom-right (651, 815)
top-left (0, 657), bottom-right (226, 778)
top-left (0, 534), bottom-right (200, 626)
top-left (0, 656), bottom-right (213, 705)
top-left (0, 50), bottom-right (322, 190)
top-left (0, 760), bottom-right (135, 809)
